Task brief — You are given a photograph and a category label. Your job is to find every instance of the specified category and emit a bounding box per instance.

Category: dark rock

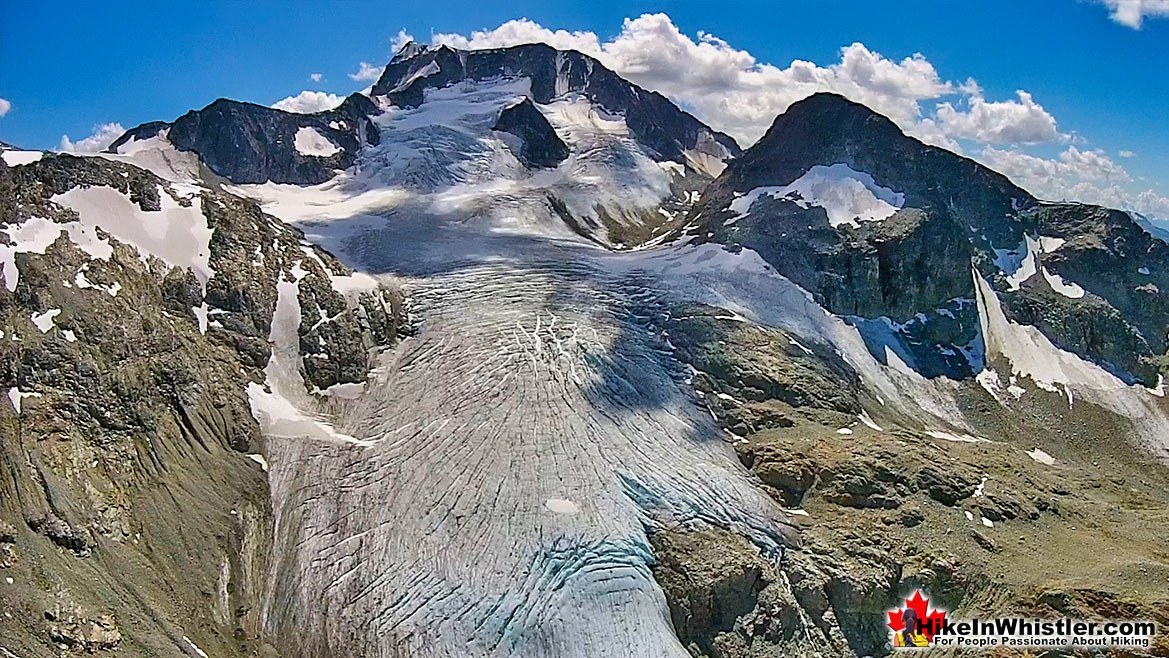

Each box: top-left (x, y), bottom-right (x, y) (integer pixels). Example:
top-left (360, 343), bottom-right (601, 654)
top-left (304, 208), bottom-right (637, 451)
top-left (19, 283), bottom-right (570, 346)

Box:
top-left (0, 519), bottom-right (16, 543)
top-left (884, 506), bottom-right (925, 527)
top-left (649, 528), bottom-right (771, 655)
top-left (27, 514), bottom-right (93, 556)
top-left (969, 529), bottom-right (998, 552)
top-left (493, 98), bottom-right (569, 168)
top-left (112, 93), bottom-right (381, 185)
top-left (917, 466), bottom-right (975, 506)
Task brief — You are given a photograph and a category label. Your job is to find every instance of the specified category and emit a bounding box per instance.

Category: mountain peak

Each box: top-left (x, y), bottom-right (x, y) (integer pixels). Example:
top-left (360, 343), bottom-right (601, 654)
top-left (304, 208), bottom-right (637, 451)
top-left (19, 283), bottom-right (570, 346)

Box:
top-left (368, 41), bottom-right (741, 165)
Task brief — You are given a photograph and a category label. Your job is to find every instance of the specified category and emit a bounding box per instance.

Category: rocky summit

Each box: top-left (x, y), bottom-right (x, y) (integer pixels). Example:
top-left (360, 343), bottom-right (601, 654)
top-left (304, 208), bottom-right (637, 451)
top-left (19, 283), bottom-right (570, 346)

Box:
top-left (1, 33), bottom-right (1168, 658)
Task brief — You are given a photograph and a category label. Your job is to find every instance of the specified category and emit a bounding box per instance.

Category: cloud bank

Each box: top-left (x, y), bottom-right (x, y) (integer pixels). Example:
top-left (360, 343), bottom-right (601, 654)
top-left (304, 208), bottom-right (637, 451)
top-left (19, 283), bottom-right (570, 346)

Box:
top-left (59, 122), bottom-right (125, 153)
top-left (272, 90), bottom-right (344, 114)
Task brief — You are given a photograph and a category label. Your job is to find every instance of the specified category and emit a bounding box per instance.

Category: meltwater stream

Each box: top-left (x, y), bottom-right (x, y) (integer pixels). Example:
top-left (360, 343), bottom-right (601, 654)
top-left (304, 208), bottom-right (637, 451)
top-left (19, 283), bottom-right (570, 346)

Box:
top-left (259, 233), bottom-right (799, 658)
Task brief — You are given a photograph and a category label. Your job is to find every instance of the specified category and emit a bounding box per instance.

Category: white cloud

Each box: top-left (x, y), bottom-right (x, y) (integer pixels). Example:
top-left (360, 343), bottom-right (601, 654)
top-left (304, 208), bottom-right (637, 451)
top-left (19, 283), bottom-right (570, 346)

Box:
top-left (1096, 0), bottom-right (1169, 28)
top-left (309, 72), bottom-right (323, 83)
top-left (0, 97), bottom-right (10, 117)
top-left (59, 122), bottom-right (125, 153)
top-left (390, 29), bottom-right (415, 54)
top-left (428, 14), bottom-right (1056, 151)
top-left (272, 90), bottom-right (344, 114)
top-left (981, 146), bottom-right (1129, 188)
top-left (432, 18), bottom-right (601, 54)
top-left (935, 90), bottom-right (1062, 144)
top-left (349, 62), bottom-right (382, 82)
top-left (979, 145), bottom-right (1169, 216)
top-left (1119, 149), bottom-right (1137, 158)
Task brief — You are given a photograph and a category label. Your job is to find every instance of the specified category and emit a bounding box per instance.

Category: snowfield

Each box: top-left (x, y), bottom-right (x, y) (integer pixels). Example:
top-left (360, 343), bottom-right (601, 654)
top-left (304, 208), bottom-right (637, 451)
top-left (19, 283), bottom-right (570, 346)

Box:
top-left (728, 163), bottom-right (904, 228)
top-left (293, 126), bottom-right (342, 157)
top-left (96, 75), bottom-right (1169, 657)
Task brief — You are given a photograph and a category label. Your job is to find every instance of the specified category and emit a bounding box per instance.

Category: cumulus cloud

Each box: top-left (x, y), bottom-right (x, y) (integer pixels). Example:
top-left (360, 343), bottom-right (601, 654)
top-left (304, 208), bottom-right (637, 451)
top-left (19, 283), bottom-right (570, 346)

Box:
top-left (979, 145), bottom-right (1169, 216)
top-left (309, 72), bottom-right (323, 82)
top-left (390, 29), bottom-right (415, 53)
top-left (349, 62), bottom-right (383, 82)
top-left (1119, 149), bottom-right (1137, 158)
top-left (1096, 0), bottom-right (1169, 28)
top-left (429, 14), bottom-right (1057, 150)
top-left (272, 90), bottom-right (345, 113)
top-left (935, 90), bottom-right (1062, 144)
top-left (59, 122), bottom-right (125, 153)
top-left (0, 97), bottom-right (10, 117)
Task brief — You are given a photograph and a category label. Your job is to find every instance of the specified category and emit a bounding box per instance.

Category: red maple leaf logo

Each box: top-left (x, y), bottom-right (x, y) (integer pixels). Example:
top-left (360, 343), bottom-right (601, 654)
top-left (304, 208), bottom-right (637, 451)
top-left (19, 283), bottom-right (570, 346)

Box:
top-left (887, 590), bottom-right (948, 642)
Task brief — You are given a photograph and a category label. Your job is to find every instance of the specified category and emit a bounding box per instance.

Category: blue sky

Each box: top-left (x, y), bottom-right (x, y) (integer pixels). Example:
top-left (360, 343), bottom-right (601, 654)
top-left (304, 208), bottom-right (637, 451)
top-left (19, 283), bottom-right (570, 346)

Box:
top-left (1, 0), bottom-right (1166, 213)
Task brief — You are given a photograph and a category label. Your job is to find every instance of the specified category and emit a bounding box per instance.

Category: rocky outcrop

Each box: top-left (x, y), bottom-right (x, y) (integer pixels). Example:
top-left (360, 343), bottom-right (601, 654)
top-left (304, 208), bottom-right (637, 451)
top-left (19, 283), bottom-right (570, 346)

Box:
top-left (372, 42), bottom-right (741, 168)
top-left (111, 93), bottom-right (381, 185)
top-left (662, 304), bottom-right (862, 435)
top-left (493, 98), bottom-right (569, 168)
top-left (0, 153), bottom-right (405, 656)
top-left (691, 92), bottom-right (1169, 384)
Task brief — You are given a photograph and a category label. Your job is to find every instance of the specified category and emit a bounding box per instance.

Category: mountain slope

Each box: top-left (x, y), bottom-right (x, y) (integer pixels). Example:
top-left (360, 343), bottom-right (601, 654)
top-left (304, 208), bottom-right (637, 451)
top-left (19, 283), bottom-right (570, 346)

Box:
top-left (113, 43), bottom-right (744, 249)
top-left (109, 93), bottom-right (381, 185)
top-left (0, 153), bottom-right (405, 657)
top-left (691, 92), bottom-right (1169, 385)
top-left (4, 44), bottom-right (1169, 658)
top-left (372, 41), bottom-right (741, 175)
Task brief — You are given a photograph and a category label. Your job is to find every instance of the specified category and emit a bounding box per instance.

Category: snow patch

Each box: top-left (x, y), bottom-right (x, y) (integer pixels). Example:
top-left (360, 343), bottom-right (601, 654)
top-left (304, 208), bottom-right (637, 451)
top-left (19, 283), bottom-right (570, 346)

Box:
top-left (1038, 236), bottom-right (1065, 252)
top-left (1, 150), bottom-right (43, 167)
top-left (7, 387), bottom-right (41, 414)
top-left (926, 430), bottom-right (986, 443)
top-left (181, 637), bottom-right (209, 658)
top-left (51, 186), bottom-right (215, 293)
top-left (293, 127), bottom-right (341, 157)
top-left (729, 164), bottom-right (904, 228)
top-left (1042, 267), bottom-right (1085, 298)
top-left (858, 411), bottom-right (883, 431)
top-left (996, 235), bottom-right (1039, 290)
top-left (1026, 448), bottom-right (1055, 465)
top-left (544, 498), bottom-right (580, 515)
top-left (0, 216), bottom-right (113, 292)
top-left (30, 309), bottom-right (60, 333)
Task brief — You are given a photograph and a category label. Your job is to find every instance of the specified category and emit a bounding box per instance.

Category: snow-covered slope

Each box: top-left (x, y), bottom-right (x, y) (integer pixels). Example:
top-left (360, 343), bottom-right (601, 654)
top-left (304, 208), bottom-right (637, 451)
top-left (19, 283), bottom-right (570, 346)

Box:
top-left (11, 42), bottom-right (1169, 658)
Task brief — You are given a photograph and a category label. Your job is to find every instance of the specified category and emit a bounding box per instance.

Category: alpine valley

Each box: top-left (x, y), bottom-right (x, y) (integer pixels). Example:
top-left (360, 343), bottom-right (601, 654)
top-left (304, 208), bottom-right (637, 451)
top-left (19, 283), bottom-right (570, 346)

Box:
top-left (1, 40), bottom-right (1167, 658)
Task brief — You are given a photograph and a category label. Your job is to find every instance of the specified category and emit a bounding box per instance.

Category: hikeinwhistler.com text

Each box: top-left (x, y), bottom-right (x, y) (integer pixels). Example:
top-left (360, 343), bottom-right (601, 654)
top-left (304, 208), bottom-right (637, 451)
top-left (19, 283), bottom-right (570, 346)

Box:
top-left (927, 617), bottom-right (1158, 649)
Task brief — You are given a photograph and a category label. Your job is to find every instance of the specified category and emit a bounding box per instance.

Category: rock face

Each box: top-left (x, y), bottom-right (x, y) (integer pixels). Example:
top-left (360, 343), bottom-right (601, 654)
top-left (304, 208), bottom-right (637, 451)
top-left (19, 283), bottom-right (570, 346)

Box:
top-left (656, 299), bottom-right (1169, 658)
top-left (492, 98), bottom-right (570, 168)
top-left (693, 92), bottom-right (1169, 384)
top-left (0, 153), bottom-right (405, 657)
top-left (110, 93), bottom-right (381, 185)
top-left (372, 41), bottom-right (741, 170)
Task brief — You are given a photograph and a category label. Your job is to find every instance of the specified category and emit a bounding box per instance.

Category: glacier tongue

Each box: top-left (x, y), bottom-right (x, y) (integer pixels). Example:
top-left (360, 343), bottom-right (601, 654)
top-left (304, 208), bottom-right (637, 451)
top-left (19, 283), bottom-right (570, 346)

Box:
top-left (261, 246), bottom-right (796, 657)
